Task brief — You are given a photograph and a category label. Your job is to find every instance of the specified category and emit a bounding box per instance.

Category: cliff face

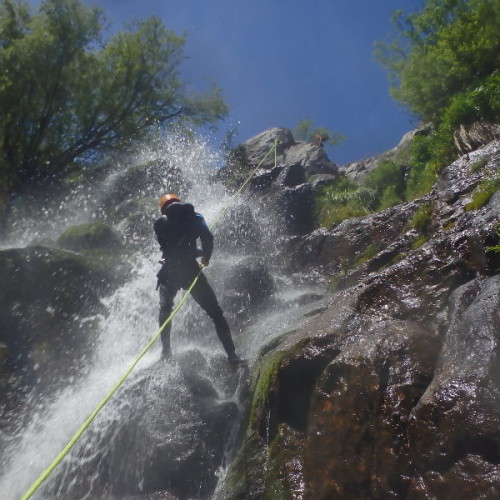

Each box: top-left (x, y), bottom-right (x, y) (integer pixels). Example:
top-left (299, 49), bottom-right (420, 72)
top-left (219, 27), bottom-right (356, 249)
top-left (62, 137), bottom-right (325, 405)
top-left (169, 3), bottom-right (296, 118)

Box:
top-left (1, 127), bottom-right (499, 499)
top-left (221, 130), bottom-right (500, 499)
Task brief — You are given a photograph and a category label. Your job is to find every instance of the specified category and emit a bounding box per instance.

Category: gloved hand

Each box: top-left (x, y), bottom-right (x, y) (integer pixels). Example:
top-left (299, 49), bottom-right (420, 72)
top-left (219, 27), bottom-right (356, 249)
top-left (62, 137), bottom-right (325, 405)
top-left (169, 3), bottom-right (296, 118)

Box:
top-left (200, 257), bottom-right (209, 267)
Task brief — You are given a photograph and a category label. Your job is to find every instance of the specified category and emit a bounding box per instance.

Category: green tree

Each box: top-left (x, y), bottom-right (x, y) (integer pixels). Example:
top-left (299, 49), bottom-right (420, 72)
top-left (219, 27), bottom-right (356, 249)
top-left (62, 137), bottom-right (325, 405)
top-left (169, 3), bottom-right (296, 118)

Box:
top-left (0, 0), bottom-right (228, 196)
top-left (375, 0), bottom-right (500, 123)
top-left (293, 118), bottom-right (345, 147)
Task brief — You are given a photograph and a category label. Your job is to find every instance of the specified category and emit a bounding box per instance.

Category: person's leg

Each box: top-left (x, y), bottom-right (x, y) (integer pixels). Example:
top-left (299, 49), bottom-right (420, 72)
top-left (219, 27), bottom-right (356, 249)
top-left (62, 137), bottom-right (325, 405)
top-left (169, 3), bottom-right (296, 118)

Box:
top-left (190, 273), bottom-right (239, 358)
top-left (158, 284), bottom-right (177, 358)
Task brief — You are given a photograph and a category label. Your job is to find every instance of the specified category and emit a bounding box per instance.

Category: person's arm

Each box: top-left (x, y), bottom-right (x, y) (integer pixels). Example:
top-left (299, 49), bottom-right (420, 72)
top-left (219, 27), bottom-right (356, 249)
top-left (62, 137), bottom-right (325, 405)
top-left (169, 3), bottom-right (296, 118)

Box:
top-left (196, 214), bottom-right (213, 265)
top-left (154, 217), bottom-right (169, 255)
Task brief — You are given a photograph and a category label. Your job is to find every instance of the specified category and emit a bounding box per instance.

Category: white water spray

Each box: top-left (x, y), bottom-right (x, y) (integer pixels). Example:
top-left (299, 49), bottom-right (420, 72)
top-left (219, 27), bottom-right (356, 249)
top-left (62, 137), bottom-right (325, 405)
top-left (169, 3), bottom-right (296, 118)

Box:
top-left (0, 133), bottom-right (322, 500)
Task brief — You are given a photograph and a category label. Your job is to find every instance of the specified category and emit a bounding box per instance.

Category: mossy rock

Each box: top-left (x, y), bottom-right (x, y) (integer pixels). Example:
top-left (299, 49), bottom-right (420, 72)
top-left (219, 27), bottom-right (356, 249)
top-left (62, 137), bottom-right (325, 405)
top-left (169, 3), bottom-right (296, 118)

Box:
top-left (0, 246), bottom-right (113, 391)
top-left (57, 221), bottom-right (123, 252)
top-left (224, 333), bottom-right (331, 499)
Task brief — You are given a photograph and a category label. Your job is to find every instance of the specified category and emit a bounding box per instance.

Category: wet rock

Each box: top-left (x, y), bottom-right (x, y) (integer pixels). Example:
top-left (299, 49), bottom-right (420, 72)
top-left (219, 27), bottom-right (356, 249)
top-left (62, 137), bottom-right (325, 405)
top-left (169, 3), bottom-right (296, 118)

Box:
top-left (57, 221), bottom-right (123, 252)
top-left (289, 199), bottom-right (421, 272)
top-left (408, 275), bottom-right (500, 498)
top-left (221, 257), bottom-right (275, 321)
top-left (0, 246), bottom-right (109, 391)
top-left (304, 320), bottom-right (439, 499)
top-left (277, 183), bottom-right (315, 235)
top-left (249, 165), bottom-right (284, 191)
top-left (98, 160), bottom-right (188, 220)
top-left (214, 204), bottom-right (263, 254)
top-left (44, 357), bottom-right (242, 500)
top-left (276, 163), bottom-right (306, 187)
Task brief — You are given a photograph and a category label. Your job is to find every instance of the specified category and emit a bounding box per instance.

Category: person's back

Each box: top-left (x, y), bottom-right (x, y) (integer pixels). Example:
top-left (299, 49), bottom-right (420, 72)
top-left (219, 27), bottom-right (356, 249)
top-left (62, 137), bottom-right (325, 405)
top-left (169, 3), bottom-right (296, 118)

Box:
top-left (154, 201), bottom-right (212, 264)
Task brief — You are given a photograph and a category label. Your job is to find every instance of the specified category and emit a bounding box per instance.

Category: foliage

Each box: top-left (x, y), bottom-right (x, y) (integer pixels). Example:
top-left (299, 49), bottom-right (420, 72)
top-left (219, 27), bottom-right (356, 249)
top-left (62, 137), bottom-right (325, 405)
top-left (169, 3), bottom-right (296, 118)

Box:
top-left (293, 118), bottom-right (346, 147)
top-left (364, 160), bottom-right (406, 209)
top-left (486, 222), bottom-right (500, 254)
top-left (314, 160), bottom-right (409, 227)
top-left (375, 0), bottom-right (500, 175)
top-left (0, 0), bottom-right (228, 196)
top-left (407, 202), bottom-right (434, 249)
top-left (355, 244), bottom-right (379, 265)
top-left (375, 0), bottom-right (500, 123)
top-left (465, 173), bottom-right (500, 211)
top-left (313, 177), bottom-right (373, 227)
top-left (470, 156), bottom-right (489, 174)
top-left (408, 203), bottom-right (433, 234)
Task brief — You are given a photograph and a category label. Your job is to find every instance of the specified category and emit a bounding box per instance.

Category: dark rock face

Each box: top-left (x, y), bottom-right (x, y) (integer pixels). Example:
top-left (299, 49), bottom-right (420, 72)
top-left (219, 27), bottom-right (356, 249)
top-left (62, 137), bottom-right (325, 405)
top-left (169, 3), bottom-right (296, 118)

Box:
top-left (408, 275), bottom-right (500, 498)
top-left (0, 246), bottom-right (109, 391)
top-left (305, 321), bottom-right (439, 499)
top-left (222, 140), bottom-right (500, 499)
top-left (43, 351), bottom-right (244, 500)
top-left (221, 256), bottom-right (275, 323)
top-left (57, 221), bottom-right (123, 252)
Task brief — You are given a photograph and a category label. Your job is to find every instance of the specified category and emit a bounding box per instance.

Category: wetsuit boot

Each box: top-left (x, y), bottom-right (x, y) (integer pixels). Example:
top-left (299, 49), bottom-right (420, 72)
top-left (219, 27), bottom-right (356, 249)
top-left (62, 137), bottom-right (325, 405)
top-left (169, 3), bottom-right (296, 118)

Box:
top-left (213, 313), bottom-right (245, 366)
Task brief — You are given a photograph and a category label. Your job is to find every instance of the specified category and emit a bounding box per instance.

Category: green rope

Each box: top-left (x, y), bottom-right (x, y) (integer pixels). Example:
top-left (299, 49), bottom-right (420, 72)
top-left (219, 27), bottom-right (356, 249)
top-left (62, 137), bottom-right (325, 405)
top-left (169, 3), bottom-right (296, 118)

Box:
top-left (20, 139), bottom-right (278, 500)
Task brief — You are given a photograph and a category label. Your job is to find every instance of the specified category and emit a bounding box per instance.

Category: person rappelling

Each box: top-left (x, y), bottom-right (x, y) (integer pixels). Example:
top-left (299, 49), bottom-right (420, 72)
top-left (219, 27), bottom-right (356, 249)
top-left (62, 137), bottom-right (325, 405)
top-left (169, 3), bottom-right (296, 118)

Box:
top-left (154, 193), bottom-right (245, 366)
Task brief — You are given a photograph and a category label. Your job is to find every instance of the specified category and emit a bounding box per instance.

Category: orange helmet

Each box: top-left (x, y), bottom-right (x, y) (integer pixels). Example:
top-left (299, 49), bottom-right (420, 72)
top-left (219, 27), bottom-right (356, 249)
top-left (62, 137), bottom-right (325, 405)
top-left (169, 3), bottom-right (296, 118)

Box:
top-left (159, 193), bottom-right (180, 211)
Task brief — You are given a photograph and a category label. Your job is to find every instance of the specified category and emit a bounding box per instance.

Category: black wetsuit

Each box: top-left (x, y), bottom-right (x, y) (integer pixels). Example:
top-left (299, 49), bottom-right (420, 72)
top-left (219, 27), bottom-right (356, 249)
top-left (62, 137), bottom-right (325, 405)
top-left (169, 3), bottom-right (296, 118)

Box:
top-left (153, 202), bottom-right (236, 358)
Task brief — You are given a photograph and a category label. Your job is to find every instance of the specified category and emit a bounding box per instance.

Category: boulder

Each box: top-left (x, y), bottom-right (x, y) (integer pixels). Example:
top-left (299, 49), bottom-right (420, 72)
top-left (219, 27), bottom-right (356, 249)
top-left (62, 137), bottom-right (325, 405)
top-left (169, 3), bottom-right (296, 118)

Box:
top-left (0, 246), bottom-right (110, 390)
top-left (57, 221), bottom-right (123, 252)
top-left (305, 320), bottom-right (439, 499)
top-left (241, 128), bottom-right (295, 169)
top-left (42, 353), bottom-right (243, 500)
top-left (283, 142), bottom-right (338, 178)
top-left (408, 275), bottom-right (500, 498)
top-left (240, 128), bottom-right (338, 180)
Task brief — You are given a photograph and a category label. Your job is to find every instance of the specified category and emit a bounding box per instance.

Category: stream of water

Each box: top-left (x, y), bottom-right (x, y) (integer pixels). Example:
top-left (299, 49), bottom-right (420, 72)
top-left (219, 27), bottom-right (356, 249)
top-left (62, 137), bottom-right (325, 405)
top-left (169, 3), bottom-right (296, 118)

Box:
top-left (0, 134), bottom-right (321, 499)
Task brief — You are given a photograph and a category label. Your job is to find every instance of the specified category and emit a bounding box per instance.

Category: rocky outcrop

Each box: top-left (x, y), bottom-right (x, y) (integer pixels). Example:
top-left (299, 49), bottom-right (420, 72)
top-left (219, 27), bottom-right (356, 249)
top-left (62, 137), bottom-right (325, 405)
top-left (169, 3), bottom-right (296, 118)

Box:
top-left (43, 350), bottom-right (244, 500)
top-left (339, 124), bottom-right (431, 183)
top-left (408, 275), bottom-right (500, 498)
top-left (221, 140), bottom-right (500, 499)
top-left (57, 221), bottom-right (123, 252)
top-left (453, 121), bottom-right (500, 155)
top-left (240, 127), bottom-right (338, 178)
top-left (221, 128), bottom-right (339, 236)
top-left (0, 246), bottom-right (111, 391)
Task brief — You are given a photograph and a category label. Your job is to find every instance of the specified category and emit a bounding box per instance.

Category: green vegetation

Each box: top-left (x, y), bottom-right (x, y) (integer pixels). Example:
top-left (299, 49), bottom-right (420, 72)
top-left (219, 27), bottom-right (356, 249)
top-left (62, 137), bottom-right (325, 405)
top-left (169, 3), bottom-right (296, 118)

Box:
top-left (0, 0), bottom-right (227, 202)
top-left (470, 156), bottom-right (489, 173)
top-left (355, 244), bottom-right (379, 266)
top-left (314, 0), bottom-right (500, 229)
top-left (465, 173), bottom-right (500, 211)
top-left (293, 119), bottom-right (346, 147)
top-left (314, 159), bottom-right (409, 227)
top-left (313, 177), bottom-right (372, 227)
top-left (375, 0), bottom-right (500, 170)
top-left (487, 222), bottom-right (500, 254)
top-left (407, 203), bottom-right (434, 248)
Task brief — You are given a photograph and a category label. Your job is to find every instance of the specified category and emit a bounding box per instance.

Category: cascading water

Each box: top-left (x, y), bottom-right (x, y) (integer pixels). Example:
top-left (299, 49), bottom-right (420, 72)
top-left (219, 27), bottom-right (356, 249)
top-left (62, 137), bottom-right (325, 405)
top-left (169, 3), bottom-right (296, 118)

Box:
top-left (0, 133), bottom-right (322, 500)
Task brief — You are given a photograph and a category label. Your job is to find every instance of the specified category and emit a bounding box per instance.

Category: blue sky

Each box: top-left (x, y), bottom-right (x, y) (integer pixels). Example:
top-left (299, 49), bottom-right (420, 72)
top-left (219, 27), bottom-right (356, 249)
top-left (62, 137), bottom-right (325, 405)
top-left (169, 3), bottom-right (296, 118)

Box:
top-left (28, 0), bottom-right (423, 165)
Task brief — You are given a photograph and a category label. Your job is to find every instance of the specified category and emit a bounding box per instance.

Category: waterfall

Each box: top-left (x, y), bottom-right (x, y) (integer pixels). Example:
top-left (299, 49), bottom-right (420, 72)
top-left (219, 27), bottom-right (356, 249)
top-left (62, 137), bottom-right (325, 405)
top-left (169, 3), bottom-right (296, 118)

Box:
top-left (0, 133), bottom-right (322, 500)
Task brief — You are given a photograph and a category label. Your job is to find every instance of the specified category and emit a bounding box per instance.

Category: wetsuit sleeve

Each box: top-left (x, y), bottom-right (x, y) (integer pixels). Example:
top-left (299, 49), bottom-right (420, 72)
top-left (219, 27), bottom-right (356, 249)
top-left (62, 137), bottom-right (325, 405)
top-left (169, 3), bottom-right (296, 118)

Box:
top-left (154, 217), bottom-right (168, 255)
top-left (196, 214), bottom-right (214, 261)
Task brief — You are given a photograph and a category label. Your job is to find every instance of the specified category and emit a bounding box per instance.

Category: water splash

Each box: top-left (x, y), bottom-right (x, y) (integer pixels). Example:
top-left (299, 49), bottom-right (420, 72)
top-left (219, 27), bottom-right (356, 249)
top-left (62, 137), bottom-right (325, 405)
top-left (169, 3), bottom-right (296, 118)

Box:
top-left (0, 132), bottom-right (322, 499)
